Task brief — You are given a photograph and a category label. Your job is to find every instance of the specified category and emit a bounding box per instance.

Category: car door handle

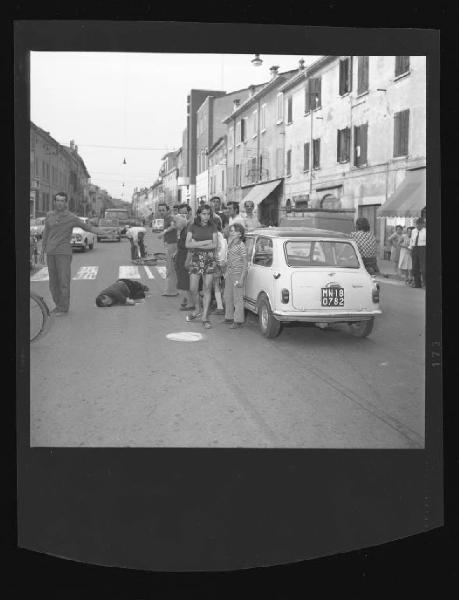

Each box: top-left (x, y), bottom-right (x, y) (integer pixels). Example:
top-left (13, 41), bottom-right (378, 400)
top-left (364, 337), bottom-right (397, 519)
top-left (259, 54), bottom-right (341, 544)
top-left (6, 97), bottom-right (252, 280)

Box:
top-left (273, 272), bottom-right (281, 279)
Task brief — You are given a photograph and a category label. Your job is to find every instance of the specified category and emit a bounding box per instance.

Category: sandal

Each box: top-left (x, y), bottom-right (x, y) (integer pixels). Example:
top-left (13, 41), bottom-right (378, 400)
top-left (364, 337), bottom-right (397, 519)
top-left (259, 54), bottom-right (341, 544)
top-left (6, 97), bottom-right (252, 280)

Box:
top-left (202, 320), bottom-right (212, 329)
top-left (185, 313), bottom-right (202, 322)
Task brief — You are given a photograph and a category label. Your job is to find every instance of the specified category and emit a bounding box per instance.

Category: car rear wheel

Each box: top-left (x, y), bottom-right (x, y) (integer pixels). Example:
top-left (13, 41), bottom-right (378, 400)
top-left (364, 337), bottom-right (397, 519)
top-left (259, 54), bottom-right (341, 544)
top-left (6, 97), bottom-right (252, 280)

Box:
top-left (89, 241), bottom-right (94, 250)
top-left (348, 318), bottom-right (374, 338)
top-left (258, 294), bottom-right (282, 338)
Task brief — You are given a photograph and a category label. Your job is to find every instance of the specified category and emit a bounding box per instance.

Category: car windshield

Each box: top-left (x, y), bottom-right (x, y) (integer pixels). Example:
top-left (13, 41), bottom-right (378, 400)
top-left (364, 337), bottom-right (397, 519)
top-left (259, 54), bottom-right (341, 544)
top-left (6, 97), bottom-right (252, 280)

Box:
top-left (284, 240), bottom-right (360, 268)
top-left (99, 219), bottom-right (119, 226)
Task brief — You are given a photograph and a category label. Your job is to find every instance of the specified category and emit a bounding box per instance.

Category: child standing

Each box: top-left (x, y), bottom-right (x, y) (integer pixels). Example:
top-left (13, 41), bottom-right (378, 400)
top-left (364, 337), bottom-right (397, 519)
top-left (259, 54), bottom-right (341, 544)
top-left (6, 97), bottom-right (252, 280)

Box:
top-left (223, 223), bottom-right (248, 329)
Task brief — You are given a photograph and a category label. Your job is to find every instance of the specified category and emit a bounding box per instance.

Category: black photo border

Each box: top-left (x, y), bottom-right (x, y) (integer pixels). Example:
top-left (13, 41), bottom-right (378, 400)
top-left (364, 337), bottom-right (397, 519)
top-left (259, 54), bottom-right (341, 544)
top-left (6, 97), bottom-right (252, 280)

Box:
top-left (14, 20), bottom-right (442, 576)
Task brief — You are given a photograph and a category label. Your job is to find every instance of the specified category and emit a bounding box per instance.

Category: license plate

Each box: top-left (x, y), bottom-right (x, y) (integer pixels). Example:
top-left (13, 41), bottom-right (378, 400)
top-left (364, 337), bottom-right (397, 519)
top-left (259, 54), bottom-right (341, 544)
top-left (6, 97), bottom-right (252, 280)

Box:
top-left (321, 287), bottom-right (344, 307)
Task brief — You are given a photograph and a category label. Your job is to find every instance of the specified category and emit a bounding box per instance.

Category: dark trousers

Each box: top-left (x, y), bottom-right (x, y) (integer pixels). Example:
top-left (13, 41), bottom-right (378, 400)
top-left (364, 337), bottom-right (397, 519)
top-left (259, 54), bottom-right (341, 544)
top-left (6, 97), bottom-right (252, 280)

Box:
top-left (47, 253), bottom-right (72, 311)
top-left (412, 246), bottom-right (426, 287)
top-left (129, 238), bottom-right (146, 259)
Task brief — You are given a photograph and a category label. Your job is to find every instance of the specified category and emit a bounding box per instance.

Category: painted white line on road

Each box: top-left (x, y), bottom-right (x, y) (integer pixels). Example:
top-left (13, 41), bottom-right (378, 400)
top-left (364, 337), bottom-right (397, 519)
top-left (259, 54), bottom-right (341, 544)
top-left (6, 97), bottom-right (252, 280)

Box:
top-left (119, 266), bottom-right (141, 279)
top-left (155, 266), bottom-right (167, 279)
top-left (143, 266), bottom-right (155, 279)
top-left (30, 267), bottom-right (49, 281)
top-left (166, 332), bottom-right (203, 342)
top-left (73, 266), bottom-right (99, 280)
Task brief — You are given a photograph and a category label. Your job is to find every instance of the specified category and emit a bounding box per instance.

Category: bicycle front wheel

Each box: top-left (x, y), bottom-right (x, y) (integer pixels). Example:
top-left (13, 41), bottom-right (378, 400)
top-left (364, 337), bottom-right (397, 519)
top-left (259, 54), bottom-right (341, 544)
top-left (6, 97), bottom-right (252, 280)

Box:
top-left (30, 292), bottom-right (50, 342)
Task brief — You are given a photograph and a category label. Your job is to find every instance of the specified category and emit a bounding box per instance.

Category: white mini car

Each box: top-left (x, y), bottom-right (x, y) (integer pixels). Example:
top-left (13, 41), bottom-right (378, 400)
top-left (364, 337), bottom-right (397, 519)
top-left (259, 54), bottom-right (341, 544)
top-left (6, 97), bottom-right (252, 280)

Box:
top-left (71, 226), bottom-right (96, 251)
top-left (244, 227), bottom-right (382, 338)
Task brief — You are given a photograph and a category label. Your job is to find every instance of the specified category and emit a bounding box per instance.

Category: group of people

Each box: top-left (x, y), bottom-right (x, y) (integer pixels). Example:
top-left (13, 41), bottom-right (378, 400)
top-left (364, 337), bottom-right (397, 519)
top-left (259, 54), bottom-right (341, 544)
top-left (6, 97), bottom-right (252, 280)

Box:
top-left (387, 217), bottom-right (426, 287)
top-left (156, 196), bottom-right (260, 330)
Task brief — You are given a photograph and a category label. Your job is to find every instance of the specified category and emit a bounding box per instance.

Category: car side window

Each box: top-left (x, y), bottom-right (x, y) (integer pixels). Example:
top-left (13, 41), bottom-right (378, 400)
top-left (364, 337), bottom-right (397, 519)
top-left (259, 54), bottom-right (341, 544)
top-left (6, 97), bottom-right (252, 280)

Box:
top-left (245, 237), bottom-right (255, 263)
top-left (253, 237), bottom-right (273, 267)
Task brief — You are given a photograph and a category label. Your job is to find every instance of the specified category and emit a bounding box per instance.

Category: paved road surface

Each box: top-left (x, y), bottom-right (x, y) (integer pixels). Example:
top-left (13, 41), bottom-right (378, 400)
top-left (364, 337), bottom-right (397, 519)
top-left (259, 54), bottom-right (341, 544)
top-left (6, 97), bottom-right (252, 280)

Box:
top-left (30, 231), bottom-right (425, 448)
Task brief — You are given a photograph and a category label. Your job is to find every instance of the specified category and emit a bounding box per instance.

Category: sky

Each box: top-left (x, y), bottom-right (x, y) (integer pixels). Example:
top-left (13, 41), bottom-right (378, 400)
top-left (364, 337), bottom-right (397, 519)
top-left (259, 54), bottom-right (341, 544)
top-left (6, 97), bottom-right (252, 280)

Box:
top-left (30, 52), bottom-right (319, 201)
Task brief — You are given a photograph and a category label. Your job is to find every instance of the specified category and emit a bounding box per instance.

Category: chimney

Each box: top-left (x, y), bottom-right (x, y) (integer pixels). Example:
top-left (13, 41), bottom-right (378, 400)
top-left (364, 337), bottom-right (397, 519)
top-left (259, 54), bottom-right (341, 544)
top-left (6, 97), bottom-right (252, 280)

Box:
top-left (298, 58), bottom-right (305, 71)
top-left (70, 140), bottom-right (75, 149)
top-left (233, 98), bottom-right (241, 112)
top-left (248, 84), bottom-right (256, 97)
top-left (269, 65), bottom-right (279, 79)
top-left (75, 145), bottom-right (78, 153)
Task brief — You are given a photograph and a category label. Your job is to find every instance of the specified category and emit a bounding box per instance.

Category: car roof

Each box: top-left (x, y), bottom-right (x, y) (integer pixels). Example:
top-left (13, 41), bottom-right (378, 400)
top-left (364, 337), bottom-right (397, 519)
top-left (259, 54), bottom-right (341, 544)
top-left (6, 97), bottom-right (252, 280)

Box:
top-left (247, 227), bottom-right (351, 239)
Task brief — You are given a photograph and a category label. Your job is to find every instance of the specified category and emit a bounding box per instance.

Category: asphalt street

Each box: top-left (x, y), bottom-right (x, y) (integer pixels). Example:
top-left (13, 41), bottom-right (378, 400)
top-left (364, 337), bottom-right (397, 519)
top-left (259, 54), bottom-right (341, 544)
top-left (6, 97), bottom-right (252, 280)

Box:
top-left (29, 230), bottom-right (426, 448)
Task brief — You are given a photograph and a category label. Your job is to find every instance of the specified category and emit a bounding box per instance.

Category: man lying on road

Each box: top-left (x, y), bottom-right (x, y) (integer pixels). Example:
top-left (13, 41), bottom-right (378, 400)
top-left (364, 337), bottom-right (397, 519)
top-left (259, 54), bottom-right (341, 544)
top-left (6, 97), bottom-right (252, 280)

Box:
top-left (95, 279), bottom-right (149, 307)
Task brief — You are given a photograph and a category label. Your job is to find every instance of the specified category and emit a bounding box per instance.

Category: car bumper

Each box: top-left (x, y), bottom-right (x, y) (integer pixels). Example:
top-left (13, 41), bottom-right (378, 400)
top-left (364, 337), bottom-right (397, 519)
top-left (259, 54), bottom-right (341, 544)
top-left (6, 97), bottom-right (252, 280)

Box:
top-left (272, 309), bottom-right (382, 322)
top-left (71, 241), bottom-right (85, 248)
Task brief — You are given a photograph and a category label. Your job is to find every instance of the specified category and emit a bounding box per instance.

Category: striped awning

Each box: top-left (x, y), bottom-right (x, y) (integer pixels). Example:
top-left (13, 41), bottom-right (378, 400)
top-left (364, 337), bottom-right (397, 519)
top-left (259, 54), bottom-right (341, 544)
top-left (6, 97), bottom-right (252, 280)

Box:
top-left (242, 179), bottom-right (282, 208)
top-left (377, 168), bottom-right (426, 218)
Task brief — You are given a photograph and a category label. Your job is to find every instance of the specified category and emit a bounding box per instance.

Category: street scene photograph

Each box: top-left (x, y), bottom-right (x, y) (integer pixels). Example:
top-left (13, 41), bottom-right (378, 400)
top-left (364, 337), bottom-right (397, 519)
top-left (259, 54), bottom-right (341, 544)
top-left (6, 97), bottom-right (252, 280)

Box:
top-left (28, 51), bottom-right (427, 448)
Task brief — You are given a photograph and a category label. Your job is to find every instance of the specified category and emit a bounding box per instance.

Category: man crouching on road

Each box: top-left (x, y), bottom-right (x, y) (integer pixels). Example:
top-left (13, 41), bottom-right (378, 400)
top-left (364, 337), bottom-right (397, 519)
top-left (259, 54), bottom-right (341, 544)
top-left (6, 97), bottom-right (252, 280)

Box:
top-left (95, 279), bottom-right (149, 307)
top-left (40, 192), bottom-right (103, 315)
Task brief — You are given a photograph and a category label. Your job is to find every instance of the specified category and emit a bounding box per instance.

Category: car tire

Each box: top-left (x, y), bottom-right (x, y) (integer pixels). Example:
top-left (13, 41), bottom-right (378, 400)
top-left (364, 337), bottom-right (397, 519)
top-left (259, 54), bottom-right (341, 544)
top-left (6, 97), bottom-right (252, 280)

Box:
top-left (89, 241), bottom-right (94, 250)
top-left (81, 240), bottom-right (88, 252)
top-left (258, 294), bottom-right (282, 338)
top-left (348, 318), bottom-right (374, 338)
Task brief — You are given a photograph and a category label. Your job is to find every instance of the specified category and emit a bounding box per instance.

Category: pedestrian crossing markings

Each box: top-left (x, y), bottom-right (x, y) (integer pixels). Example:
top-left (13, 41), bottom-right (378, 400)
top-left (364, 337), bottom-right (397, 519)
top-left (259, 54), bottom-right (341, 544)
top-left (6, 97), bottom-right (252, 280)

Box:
top-left (31, 265), bottom-right (164, 282)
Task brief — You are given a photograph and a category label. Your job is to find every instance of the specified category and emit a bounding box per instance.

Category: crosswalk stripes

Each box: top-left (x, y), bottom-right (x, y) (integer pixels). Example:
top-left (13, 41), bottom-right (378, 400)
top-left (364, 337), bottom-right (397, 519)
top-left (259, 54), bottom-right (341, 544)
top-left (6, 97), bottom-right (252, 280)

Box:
top-left (73, 266), bottom-right (99, 280)
top-left (31, 264), bottom-right (165, 282)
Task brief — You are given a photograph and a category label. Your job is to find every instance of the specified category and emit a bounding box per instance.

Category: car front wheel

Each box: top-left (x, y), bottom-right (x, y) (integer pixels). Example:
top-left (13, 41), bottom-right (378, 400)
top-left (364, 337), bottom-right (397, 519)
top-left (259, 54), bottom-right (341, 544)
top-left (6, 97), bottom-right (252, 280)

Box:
top-left (348, 318), bottom-right (374, 338)
top-left (258, 294), bottom-right (282, 338)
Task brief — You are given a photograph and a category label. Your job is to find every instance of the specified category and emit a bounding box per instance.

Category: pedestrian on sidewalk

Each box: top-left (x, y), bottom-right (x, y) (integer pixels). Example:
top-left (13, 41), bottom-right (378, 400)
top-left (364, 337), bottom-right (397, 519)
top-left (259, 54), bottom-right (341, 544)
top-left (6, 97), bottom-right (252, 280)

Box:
top-left (173, 204), bottom-right (194, 311)
top-left (40, 191), bottom-right (102, 315)
top-left (185, 203), bottom-right (218, 329)
top-left (157, 202), bottom-right (179, 297)
top-left (242, 199), bottom-right (261, 231)
top-left (410, 218), bottom-right (426, 288)
top-left (222, 223), bottom-right (248, 329)
top-left (126, 225), bottom-right (146, 260)
top-left (388, 225), bottom-right (403, 276)
top-left (210, 196), bottom-right (229, 229)
top-left (398, 226), bottom-right (414, 284)
top-left (350, 217), bottom-right (380, 275)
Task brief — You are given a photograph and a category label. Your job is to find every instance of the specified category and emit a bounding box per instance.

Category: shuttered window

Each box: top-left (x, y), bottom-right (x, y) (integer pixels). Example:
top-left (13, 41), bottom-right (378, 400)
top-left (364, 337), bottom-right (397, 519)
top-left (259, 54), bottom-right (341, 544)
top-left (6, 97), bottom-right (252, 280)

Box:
top-left (393, 110), bottom-right (410, 157)
top-left (313, 138), bottom-right (321, 169)
top-left (357, 56), bottom-right (369, 94)
top-left (287, 96), bottom-right (293, 123)
top-left (277, 93), bottom-right (284, 122)
top-left (286, 150), bottom-right (292, 176)
top-left (339, 57), bottom-right (353, 96)
top-left (261, 104), bottom-right (267, 130)
top-left (305, 77), bottom-right (322, 113)
top-left (353, 123), bottom-right (368, 167)
top-left (241, 118), bottom-right (247, 143)
top-left (303, 142), bottom-right (310, 172)
top-left (395, 56), bottom-right (410, 77)
top-left (337, 127), bottom-right (351, 163)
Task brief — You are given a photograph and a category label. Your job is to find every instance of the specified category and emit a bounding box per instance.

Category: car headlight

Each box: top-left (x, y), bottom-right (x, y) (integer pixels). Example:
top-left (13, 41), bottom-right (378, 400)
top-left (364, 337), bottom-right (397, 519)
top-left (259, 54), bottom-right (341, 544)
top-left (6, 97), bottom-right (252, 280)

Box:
top-left (75, 234), bottom-right (82, 241)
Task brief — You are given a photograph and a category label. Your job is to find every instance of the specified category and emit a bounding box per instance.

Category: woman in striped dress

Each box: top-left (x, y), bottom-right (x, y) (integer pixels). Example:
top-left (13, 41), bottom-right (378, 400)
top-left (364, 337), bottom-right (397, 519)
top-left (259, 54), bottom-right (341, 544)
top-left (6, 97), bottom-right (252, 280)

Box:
top-left (223, 223), bottom-right (248, 329)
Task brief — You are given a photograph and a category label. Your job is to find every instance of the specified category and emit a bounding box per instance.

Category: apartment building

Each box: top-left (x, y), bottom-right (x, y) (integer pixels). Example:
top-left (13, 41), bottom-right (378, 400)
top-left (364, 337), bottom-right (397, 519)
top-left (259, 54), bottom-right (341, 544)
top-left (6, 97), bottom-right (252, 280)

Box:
top-left (30, 122), bottom-right (90, 218)
top-left (280, 55), bottom-right (426, 251)
top-left (208, 136), bottom-right (227, 204)
top-left (222, 65), bottom-right (298, 225)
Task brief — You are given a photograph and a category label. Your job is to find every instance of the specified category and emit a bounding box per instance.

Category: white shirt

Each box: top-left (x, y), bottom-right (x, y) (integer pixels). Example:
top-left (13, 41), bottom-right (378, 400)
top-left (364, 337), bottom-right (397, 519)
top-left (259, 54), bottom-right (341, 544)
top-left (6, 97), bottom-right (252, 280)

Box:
top-left (409, 227), bottom-right (426, 248)
top-left (243, 213), bottom-right (261, 231)
top-left (126, 226), bottom-right (146, 242)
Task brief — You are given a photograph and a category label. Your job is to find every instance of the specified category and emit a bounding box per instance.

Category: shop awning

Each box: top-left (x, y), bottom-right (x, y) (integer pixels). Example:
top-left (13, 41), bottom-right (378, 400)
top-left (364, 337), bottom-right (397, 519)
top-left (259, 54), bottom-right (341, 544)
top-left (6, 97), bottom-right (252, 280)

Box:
top-left (242, 179), bottom-right (282, 208)
top-left (377, 168), bottom-right (426, 218)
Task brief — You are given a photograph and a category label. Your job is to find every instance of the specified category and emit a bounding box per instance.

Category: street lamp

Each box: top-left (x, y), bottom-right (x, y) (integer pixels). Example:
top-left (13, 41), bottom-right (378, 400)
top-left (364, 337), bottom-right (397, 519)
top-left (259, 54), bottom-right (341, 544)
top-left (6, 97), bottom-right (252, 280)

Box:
top-left (251, 54), bottom-right (263, 67)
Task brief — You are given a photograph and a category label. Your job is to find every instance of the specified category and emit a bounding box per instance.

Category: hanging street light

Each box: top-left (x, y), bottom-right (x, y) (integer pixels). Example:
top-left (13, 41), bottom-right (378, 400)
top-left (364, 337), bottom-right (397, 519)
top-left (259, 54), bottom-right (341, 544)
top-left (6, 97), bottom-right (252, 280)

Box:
top-left (251, 54), bottom-right (263, 67)
top-left (123, 157), bottom-right (127, 165)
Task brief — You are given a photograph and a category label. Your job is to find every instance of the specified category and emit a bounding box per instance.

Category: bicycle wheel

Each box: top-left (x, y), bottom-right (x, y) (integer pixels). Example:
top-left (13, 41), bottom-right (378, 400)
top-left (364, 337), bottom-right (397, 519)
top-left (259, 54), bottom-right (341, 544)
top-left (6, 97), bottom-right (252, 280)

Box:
top-left (30, 291), bottom-right (50, 342)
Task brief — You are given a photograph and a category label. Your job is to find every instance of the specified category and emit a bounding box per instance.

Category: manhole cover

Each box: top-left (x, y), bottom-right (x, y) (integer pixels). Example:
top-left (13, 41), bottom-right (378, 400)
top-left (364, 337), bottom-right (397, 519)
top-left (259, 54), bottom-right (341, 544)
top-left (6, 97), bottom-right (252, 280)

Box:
top-left (166, 332), bottom-right (204, 342)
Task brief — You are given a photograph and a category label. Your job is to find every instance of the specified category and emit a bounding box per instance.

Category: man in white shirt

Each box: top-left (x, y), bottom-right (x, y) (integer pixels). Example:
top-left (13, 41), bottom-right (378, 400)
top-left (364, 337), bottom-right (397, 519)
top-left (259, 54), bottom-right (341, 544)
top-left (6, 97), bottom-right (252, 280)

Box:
top-left (409, 217), bottom-right (426, 288)
top-left (224, 201), bottom-right (244, 239)
top-left (242, 199), bottom-right (261, 231)
top-left (126, 226), bottom-right (147, 260)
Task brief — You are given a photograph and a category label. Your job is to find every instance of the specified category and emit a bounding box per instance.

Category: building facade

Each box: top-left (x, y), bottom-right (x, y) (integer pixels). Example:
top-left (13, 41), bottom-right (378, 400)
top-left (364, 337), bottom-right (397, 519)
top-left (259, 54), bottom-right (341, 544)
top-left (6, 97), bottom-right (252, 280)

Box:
top-left (208, 136), bottom-right (227, 205)
top-left (30, 122), bottom-right (90, 218)
top-left (223, 66), bottom-right (298, 225)
top-left (281, 55), bottom-right (426, 253)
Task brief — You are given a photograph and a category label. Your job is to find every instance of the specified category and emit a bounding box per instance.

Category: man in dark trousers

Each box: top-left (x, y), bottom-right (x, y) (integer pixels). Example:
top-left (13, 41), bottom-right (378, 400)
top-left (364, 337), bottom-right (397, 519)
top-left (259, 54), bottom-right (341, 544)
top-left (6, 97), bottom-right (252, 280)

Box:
top-left (410, 217), bottom-right (426, 288)
top-left (40, 192), bottom-right (102, 315)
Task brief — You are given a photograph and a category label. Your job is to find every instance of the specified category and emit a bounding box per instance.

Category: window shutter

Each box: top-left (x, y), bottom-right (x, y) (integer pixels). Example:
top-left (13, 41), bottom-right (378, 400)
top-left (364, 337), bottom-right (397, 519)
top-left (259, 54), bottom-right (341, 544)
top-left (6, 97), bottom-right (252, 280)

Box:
top-left (345, 127), bottom-right (350, 161)
top-left (358, 56), bottom-right (369, 94)
top-left (354, 125), bottom-right (360, 165)
top-left (339, 60), bottom-right (344, 95)
top-left (361, 124), bottom-right (368, 164)
top-left (337, 129), bottom-right (341, 162)
top-left (311, 78), bottom-right (321, 108)
top-left (348, 57), bottom-right (353, 93)
top-left (305, 80), bottom-right (310, 113)
top-left (402, 110), bottom-right (409, 155)
top-left (304, 142), bottom-right (309, 171)
top-left (287, 96), bottom-right (293, 123)
top-left (394, 111), bottom-right (401, 157)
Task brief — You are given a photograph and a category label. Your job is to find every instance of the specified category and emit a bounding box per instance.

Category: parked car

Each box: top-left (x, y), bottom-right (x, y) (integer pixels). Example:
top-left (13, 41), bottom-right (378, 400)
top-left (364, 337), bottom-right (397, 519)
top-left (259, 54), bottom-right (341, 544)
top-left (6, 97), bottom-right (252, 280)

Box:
top-left (97, 218), bottom-right (122, 242)
top-left (151, 218), bottom-right (164, 232)
top-left (243, 227), bottom-right (382, 339)
top-left (71, 226), bottom-right (96, 252)
top-left (30, 217), bottom-right (46, 239)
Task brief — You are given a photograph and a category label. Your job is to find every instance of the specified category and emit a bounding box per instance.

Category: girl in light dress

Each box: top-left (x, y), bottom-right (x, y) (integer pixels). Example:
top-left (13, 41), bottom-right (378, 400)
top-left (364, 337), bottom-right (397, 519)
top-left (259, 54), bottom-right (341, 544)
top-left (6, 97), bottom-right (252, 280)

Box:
top-left (398, 226), bottom-right (414, 284)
